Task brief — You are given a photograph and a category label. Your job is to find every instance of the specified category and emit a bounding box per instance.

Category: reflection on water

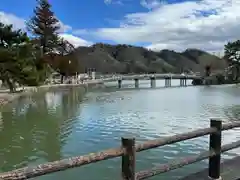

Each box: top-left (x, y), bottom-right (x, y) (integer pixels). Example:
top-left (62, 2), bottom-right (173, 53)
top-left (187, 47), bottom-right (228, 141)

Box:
top-left (0, 89), bottom-right (83, 172)
top-left (0, 82), bottom-right (240, 180)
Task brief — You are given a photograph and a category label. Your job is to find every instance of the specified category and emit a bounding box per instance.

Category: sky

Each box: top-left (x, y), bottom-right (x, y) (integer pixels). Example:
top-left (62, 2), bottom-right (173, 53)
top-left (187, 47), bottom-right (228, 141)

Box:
top-left (0, 0), bottom-right (240, 54)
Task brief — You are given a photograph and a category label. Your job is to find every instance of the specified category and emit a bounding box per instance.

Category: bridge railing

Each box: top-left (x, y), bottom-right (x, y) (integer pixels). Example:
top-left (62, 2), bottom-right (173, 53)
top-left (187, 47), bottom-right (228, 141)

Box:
top-left (1, 119), bottom-right (240, 180)
top-left (102, 74), bottom-right (201, 82)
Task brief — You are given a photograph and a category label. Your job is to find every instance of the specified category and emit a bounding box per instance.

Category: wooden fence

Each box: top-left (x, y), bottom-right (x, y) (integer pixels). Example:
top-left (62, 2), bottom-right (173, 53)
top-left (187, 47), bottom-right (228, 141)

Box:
top-left (1, 119), bottom-right (240, 180)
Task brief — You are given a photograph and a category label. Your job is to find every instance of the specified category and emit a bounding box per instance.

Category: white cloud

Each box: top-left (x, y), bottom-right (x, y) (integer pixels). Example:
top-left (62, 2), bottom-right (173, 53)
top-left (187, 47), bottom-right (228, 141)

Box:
top-left (73, 29), bottom-right (89, 35)
top-left (0, 11), bottom-right (91, 48)
top-left (2, 0), bottom-right (240, 53)
top-left (104, 0), bottom-right (112, 4)
top-left (59, 34), bottom-right (92, 47)
top-left (0, 11), bottom-right (26, 30)
top-left (58, 21), bottom-right (72, 33)
top-left (93, 0), bottom-right (240, 52)
top-left (104, 0), bottom-right (124, 5)
top-left (140, 0), bottom-right (165, 10)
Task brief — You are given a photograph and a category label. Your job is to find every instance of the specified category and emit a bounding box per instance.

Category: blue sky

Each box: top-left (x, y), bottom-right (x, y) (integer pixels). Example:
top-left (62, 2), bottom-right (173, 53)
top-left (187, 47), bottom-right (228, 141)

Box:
top-left (0, 0), bottom-right (239, 53)
top-left (0, 0), bottom-right (153, 45)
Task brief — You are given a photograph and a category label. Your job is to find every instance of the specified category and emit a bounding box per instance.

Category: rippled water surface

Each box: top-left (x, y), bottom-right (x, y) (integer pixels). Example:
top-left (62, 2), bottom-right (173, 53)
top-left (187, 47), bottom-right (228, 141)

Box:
top-left (1, 80), bottom-right (240, 180)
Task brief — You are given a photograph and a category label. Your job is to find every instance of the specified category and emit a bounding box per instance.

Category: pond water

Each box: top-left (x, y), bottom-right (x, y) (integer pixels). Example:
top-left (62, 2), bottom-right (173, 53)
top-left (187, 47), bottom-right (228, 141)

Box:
top-left (0, 80), bottom-right (240, 180)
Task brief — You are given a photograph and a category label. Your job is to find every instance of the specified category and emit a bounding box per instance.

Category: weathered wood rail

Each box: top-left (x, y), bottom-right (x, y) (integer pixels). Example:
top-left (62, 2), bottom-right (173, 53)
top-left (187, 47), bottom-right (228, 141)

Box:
top-left (1, 119), bottom-right (240, 180)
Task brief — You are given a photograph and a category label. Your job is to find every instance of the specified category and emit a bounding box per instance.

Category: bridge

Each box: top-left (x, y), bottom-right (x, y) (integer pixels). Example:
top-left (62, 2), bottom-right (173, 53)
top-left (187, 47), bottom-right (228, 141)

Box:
top-left (102, 73), bottom-right (202, 88)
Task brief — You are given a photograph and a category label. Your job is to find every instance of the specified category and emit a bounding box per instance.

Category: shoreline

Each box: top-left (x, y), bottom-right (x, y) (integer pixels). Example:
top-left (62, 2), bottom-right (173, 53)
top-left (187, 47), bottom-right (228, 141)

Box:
top-left (0, 79), bottom-right (105, 107)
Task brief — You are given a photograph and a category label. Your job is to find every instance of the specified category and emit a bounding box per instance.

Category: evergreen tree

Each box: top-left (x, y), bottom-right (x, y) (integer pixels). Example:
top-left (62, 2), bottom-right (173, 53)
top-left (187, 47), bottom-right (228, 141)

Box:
top-left (0, 22), bottom-right (44, 92)
top-left (224, 40), bottom-right (240, 65)
top-left (0, 22), bottom-right (29, 47)
top-left (0, 22), bottom-right (28, 92)
top-left (224, 40), bottom-right (240, 81)
top-left (27, 0), bottom-right (60, 54)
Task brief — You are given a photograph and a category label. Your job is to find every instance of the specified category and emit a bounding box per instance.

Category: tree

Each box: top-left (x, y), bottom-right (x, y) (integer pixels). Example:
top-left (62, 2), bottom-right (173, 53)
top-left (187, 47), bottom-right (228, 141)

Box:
top-left (224, 40), bottom-right (240, 81)
top-left (45, 40), bottom-right (80, 84)
top-left (26, 0), bottom-right (78, 82)
top-left (57, 38), bottom-right (75, 56)
top-left (54, 39), bottom-right (76, 83)
top-left (15, 42), bottom-right (49, 86)
top-left (0, 22), bottom-right (29, 92)
top-left (27, 0), bottom-right (60, 54)
top-left (0, 22), bottom-right (29, 47)
top-left (0, 22), bottom-right (46, 92)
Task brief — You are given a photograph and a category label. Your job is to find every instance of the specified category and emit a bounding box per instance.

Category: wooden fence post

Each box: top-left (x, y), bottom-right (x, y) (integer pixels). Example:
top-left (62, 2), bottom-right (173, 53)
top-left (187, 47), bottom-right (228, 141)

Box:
top-left (209, 119), bottom-right (222, 179)
top-left (122, 137), bottom-right (136, 180)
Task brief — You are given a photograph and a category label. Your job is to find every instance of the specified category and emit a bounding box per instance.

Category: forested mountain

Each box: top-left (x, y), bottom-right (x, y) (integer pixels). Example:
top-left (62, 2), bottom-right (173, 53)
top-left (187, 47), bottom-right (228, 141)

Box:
top-left (59, 43), bottom-right (227, 74)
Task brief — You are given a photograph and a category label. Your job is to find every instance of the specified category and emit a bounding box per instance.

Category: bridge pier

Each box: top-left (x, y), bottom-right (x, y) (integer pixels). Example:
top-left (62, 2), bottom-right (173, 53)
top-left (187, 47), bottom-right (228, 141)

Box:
top-left (150, 77), bottom-right (156, 88)
top-left (113, 74), bottom-right (201, 89)
top-left (118, 79), bottom-right (122, 88)
top-left (134, 78), bottom-right (139, 88)
top-left (184, 78), bottom-right (187, 86)
top-left (165, 77), bottom-right (171, 87)
top-left (180, 78), bottom-right (187, 86)
top-left (180, 79), bottom-right (183, 86)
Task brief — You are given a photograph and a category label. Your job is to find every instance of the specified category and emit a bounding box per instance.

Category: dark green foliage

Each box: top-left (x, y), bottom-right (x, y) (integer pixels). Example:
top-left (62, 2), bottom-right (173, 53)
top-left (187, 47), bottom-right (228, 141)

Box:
top-left (0, 22), bottom-right (30, 91)
top-left (224, 40), bottom-right (240, 65)
top-left (27, 0), bottom-right (60, 53)
top-left (14, 43), bottom-right (49, 85)
top-left (224, 40), bottom-right (240, 81)
top-left (0, 22), bottom-right (29, 47)
top-left (0, 45), bottom-right (42, 87)
top-left (0, 22), bottom-right (46, 92)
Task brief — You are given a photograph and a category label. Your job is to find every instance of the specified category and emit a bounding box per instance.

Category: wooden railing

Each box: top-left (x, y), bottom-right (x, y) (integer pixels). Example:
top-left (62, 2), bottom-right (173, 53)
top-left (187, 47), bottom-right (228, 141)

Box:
top-left (1, 119), bottom-right (240, 180)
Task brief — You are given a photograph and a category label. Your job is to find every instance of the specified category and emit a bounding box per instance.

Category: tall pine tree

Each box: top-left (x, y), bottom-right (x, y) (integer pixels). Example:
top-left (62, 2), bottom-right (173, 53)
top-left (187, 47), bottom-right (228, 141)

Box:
top-left (27, 0), bottom-right (60, 54)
